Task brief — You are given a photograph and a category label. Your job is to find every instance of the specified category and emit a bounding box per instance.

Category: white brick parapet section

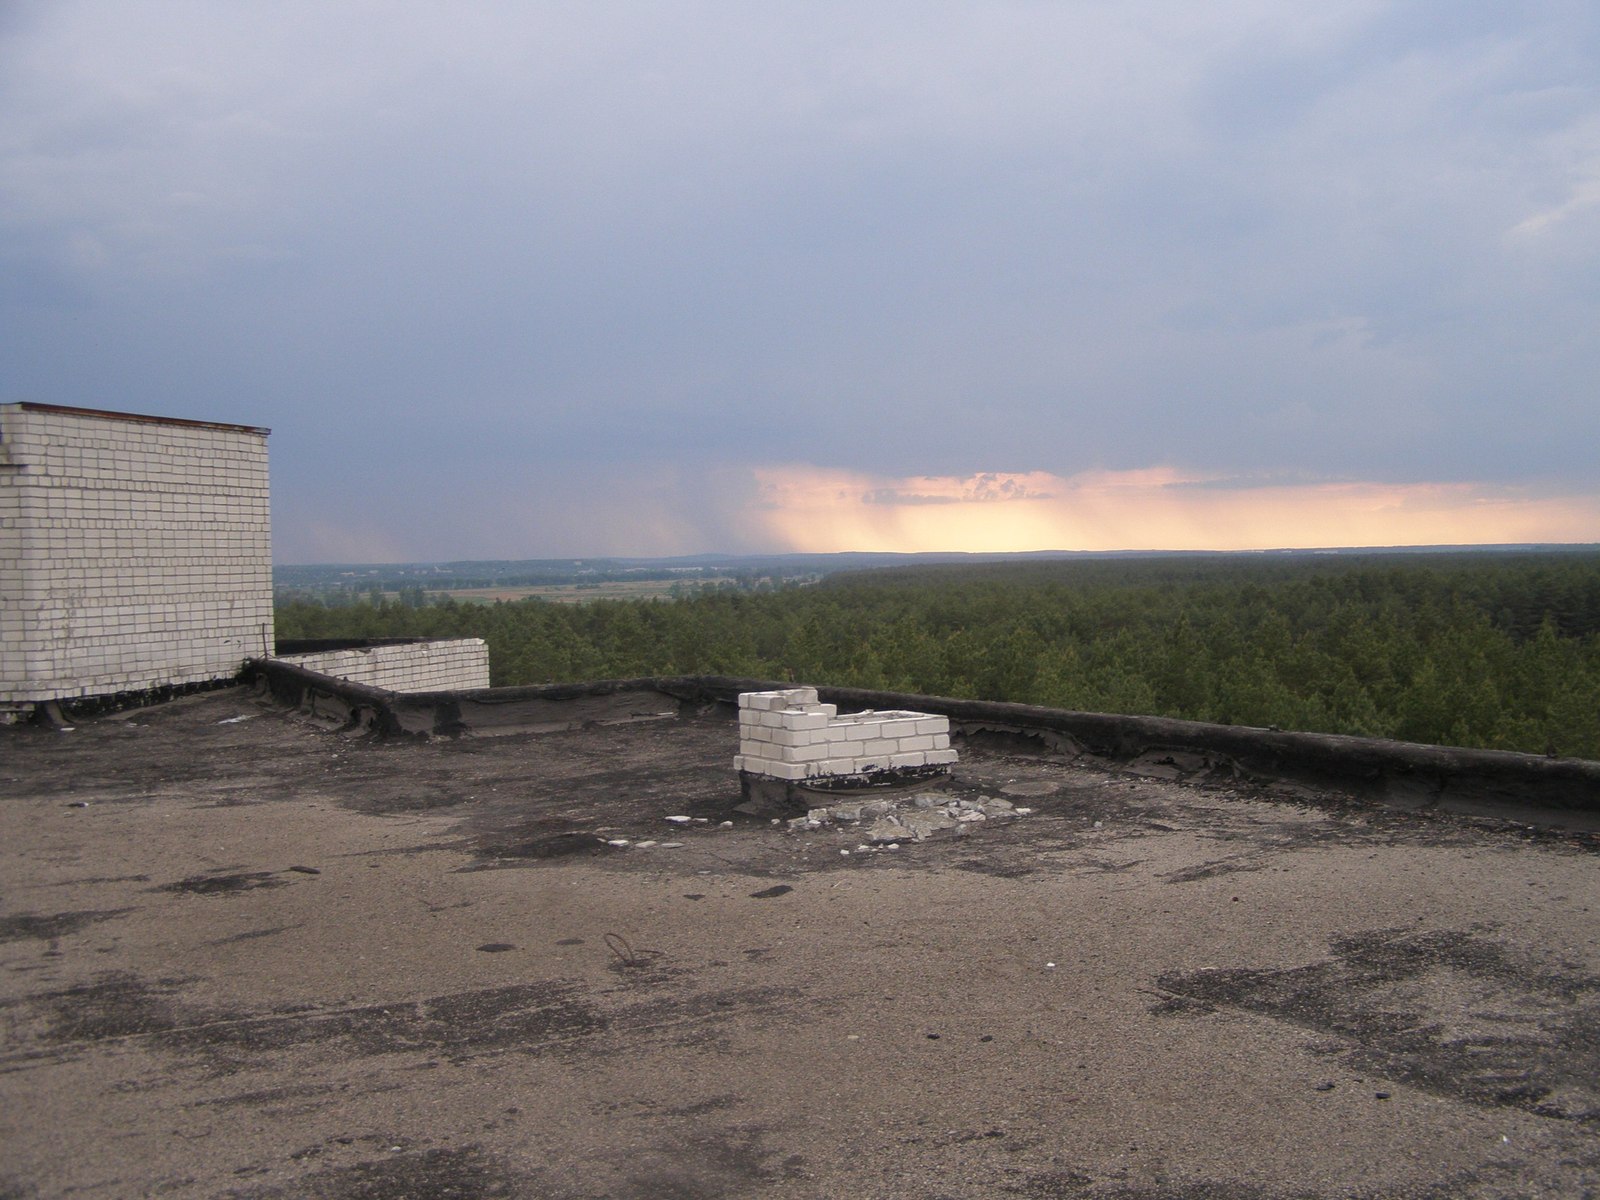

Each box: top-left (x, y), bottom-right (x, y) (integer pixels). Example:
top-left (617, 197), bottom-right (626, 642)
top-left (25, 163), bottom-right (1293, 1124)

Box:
top-left (273, 639), bottom-right (490, 694)
top-left (735, 687), bottom-right (958, 783)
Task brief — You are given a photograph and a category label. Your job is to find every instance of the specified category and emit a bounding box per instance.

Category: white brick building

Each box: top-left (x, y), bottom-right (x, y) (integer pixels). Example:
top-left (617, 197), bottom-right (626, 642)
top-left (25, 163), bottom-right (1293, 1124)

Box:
top-left (0, 403), bottom-right (273, 706)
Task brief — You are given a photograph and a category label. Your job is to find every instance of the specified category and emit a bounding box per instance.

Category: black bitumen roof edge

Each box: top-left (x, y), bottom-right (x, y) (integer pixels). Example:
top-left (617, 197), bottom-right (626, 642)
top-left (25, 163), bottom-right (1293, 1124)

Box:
top-left (242, 661), bottom-right (1600, 818)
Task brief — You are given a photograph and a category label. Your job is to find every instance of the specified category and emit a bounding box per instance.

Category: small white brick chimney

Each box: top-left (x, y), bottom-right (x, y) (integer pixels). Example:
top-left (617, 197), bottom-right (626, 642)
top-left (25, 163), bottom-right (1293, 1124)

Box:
top-left (735, 687), bottom-right (957, 784)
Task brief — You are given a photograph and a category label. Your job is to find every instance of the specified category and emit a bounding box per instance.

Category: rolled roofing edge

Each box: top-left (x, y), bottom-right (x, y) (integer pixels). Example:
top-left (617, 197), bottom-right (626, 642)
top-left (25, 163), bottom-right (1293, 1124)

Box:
top-left (242, 663), bottom-right (1600, 815)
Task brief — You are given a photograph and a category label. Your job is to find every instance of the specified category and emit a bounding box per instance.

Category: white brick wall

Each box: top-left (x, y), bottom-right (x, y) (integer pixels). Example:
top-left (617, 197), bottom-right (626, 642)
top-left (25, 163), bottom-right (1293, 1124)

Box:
top-left (274, 640), bottom-right (490, 693)
top-left (736, 687), bottom-right (958, 781)
top-left (0, 404), bottom-right (272, 703)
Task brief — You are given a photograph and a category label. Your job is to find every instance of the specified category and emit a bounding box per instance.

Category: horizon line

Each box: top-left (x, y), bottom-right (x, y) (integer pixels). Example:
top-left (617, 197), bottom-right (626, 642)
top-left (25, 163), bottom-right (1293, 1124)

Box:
top-left (272, 542), bottom-right (1600, 570)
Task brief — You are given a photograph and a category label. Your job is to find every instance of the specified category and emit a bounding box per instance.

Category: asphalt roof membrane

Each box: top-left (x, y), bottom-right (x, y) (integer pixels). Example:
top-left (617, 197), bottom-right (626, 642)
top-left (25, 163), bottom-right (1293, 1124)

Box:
top-left (3, 687), bottom-right (1598, 1199)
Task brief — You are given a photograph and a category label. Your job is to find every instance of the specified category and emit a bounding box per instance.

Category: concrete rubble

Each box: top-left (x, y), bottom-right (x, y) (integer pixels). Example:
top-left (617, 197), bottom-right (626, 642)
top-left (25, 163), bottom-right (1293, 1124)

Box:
top-left (785, 792), bottom-right (1030, 841)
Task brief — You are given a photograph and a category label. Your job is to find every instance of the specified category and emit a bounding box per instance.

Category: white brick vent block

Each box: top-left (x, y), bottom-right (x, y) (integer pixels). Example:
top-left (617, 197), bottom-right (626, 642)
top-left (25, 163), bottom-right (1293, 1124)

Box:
top-left (736, 689), bottom-right (957, 782)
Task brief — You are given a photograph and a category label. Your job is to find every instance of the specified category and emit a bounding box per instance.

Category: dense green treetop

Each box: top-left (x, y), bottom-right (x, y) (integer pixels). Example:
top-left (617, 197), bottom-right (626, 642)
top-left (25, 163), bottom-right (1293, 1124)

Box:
top-left (276, 550), bottom-right (1600, 759)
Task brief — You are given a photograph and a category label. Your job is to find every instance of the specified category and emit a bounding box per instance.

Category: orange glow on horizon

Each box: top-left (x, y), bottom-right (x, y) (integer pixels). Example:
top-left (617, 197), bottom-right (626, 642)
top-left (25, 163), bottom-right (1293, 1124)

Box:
top-left (743, 466), bottom-right (1600, 553)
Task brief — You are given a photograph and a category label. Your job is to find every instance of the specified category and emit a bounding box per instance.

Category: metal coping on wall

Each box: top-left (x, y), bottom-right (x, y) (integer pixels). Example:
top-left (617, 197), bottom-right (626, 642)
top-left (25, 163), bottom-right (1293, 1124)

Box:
top-left (3, 402), bottom-right (271, 437)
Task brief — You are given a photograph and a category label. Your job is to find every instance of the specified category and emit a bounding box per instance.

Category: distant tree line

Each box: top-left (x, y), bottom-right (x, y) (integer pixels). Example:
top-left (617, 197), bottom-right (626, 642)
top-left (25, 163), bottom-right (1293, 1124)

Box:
top-left (274, 551), bottom-right (1600, 759)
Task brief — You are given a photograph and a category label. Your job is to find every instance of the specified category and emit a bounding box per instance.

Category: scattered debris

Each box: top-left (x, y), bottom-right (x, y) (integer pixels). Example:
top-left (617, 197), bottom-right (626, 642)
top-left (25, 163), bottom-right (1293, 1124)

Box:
top-left (902, 810), bottom-right (959, 839)
top-left (787, 793), bottom-right (1032, 844)
top-left (287, 865), bottom-right (321, 875)
top-left (476, 943), bottom-right (515, 953)
top-left (865, 820), bottom-right (903, 844)
top-left (604, 932), bottom-right (651, 969)
top-left (216, 715), bottom-right (254, 725)
top-left (664, 815), bottom-right (692, 824)
top-left (750, 885), bottom-right (794, 899)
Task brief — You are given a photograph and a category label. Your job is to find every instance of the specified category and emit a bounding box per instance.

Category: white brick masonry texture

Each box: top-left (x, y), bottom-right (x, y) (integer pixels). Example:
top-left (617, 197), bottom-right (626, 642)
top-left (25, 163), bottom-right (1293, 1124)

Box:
top-left (275, 640), bottom-right (490, 693)
top-left (0, 404), bottom-right (272, 703)
top-left (736, 687), bottom-right (958, 781)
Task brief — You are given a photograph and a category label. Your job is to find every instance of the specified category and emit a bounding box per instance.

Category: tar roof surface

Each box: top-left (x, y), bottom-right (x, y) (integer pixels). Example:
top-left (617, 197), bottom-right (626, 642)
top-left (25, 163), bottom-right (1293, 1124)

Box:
top-left (3, 688), bottom-right (1599, 1199)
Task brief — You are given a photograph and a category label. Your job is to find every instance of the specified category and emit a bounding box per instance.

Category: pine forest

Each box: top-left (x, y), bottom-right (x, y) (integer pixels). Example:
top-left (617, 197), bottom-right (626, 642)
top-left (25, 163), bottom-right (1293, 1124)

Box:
top-left (275, 551), bottom-right (1600, 760)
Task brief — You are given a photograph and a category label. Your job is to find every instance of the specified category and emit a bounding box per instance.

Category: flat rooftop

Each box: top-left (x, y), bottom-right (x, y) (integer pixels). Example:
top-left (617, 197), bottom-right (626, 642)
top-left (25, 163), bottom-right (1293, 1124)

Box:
top-left (3, 688), bottom-right (1598, 1199)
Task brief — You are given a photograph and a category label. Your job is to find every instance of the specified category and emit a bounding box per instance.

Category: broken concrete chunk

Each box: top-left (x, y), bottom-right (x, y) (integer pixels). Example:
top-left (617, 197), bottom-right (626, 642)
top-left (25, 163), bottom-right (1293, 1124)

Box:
top-left (828, 803), bottom-right (864, 822)
top-left (900, 811), bottom-right (958, 841)
top-left (864, 820), bottom-right (905, 844)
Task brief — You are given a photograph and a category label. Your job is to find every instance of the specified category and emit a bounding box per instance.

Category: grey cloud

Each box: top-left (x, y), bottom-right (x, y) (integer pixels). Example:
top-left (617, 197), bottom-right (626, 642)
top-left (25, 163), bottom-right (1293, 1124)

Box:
top-left (2, 1), bottom-right (1597, 558)
top-left (862, 475), bottom-right (1054, 506)
top-left (862, 491), bottom-right (962, 506)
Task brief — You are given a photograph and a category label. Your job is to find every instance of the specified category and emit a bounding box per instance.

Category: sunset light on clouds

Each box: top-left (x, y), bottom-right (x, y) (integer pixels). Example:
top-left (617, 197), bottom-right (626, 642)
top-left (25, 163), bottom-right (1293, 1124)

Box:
top-left (278, 463), bottom-right (1600, 564)
top-left (744, 467), bottom-right (1600, 555)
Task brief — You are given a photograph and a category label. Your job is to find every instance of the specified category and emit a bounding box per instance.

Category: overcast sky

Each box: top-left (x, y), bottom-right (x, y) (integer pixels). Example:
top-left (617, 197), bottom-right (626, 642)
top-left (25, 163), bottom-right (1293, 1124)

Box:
top-left (3, 1), bottom-right (1597, 561)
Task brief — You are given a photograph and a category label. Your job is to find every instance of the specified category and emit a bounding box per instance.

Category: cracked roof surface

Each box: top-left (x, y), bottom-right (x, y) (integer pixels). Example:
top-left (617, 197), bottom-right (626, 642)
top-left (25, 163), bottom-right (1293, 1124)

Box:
top-left (3, 687), bottom-right (1599, 1199)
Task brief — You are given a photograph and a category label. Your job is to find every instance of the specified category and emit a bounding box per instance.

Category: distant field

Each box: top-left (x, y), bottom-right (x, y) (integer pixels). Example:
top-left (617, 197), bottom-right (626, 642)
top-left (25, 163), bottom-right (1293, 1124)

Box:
top-left (411, 579), bottom-right (735, 605)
